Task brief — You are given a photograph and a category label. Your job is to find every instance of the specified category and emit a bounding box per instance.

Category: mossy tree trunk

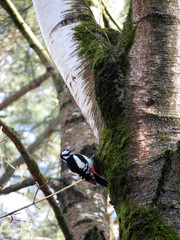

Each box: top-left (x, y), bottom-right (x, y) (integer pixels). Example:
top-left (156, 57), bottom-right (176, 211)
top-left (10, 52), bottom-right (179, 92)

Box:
top-left (33, 0), bottom-right (180, 238)
top-left (96, 1), bottom-right (180, 238)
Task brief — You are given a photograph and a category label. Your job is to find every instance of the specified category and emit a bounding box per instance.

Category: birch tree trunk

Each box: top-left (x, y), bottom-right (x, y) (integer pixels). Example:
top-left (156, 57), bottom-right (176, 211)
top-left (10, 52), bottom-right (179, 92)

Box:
top-left (33, 0), bottom-right (180, 239)
top-left (32, 0), bottom-right (102, 141)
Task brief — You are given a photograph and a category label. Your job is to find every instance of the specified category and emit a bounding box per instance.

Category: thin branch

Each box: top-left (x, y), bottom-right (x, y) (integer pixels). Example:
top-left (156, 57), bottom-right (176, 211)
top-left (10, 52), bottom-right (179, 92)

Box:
top-left (0, 177), bottom-right (57, 195)
top-left (0, 0), bottom-right (53, 68)
top-left (0, 114), bottom-right (60, 186)
top-left (10, 214), bottom-right (31, 223)
top-left (100, 0), bottom-right (121, 31)
top-left (0, 0), bottom-right (65, 98)
top-left (0, 137), bottom-right (7, 143)
top-left (0, 179), bottom-right (82, 220)
top-left (30, 106), bottom-right (59, 131)
top-left (0, 177), bottom-right (35, 193)
top-left (0, 71), bottom-right (51, 110)
top-left (0, 167), bottom-right (17, 190)
top-left (0, 119), bottom-right (74, 240)
top-left (33, 181), bottom-right (41, 204)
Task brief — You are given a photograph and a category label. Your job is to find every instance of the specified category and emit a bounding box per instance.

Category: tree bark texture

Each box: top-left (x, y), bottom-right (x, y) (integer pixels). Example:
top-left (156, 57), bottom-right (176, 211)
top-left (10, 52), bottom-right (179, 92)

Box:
top-left (96, 0), bottom-right (180, 237)
top-left (127, 0), bottom-right (180, 233)
top-left (129, 1), bottom-right (180, 165)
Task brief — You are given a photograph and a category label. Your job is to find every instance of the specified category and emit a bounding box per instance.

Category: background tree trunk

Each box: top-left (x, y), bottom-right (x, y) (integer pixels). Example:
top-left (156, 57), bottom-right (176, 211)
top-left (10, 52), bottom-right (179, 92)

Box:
top-left (57, 89), bottom-right (109, 240)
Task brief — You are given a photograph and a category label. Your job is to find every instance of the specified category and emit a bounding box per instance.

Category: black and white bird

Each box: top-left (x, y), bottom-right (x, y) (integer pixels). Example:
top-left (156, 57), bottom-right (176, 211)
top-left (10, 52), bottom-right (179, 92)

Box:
top-left (60, 149), bottom-right (108, 187)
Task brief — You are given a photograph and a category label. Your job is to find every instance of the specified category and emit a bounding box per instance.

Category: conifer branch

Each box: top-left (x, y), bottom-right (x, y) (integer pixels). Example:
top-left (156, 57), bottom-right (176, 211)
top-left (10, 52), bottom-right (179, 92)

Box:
top-left (0, 71), bottom-right (51, 110)
top-left (0, 179), bottom-right (82, 220)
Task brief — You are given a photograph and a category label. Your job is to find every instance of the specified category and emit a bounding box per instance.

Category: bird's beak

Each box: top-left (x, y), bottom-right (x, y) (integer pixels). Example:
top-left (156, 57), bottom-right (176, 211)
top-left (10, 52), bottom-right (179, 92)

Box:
top-left (70, 149), bottom-right (76, 153)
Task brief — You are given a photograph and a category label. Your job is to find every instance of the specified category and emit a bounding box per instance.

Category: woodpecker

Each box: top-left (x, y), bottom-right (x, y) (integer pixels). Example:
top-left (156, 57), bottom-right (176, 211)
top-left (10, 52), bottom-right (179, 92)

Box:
top-left (60, 149), bottom-right (108, 187)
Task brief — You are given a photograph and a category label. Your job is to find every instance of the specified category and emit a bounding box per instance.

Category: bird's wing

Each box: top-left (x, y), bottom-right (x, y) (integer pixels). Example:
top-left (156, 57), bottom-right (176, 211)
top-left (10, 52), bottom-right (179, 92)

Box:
top-left (73, 154), bottom-right (87, 169)
top-left (73, 155), bottom-right (96, 184)
top-left (82, 155), bottom-right (93, 168)
top-left (74, 153), bottom-right (93, 168)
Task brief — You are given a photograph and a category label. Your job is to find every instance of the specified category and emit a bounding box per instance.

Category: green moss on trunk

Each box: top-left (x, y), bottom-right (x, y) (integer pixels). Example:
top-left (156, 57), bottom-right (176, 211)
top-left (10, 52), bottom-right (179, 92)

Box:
top-left (74, 13), bottom-right (120, 62)
top-left (96, 121), bottom-right (131, 204)
top-left (119, 202), bottom-right (179, 240)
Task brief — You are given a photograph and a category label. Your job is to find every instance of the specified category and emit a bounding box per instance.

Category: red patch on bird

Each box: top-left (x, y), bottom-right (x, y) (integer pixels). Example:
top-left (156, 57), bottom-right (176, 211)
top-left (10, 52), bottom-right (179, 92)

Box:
top-left (91, 168), bottom-right (99, 176)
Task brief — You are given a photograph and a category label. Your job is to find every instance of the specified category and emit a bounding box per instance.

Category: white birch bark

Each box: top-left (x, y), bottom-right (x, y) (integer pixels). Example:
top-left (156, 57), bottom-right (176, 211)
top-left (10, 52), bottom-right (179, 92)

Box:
top-left (33, 0), bottom-right (102, 141)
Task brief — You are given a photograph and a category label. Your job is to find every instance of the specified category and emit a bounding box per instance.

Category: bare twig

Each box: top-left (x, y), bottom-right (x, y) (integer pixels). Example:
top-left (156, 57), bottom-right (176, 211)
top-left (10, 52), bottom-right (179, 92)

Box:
top-left (100, 0), bottom-right (121, 31)
top-left (10, 213), bottom-right (31, 223)
top-left (33, 181), bottom-right (41, 206)
top-left (0, 118), bottom-right (74, 240)
top-left (33, 180), bottom-right (49, 209)
top-left (0, 179), bottom-right (82, 220)
top-left (85, 26), bottom-right (111, 48)
top-left (0, 167), bottom-right (17, 190)
top-left (0, 177), bottom-right (35, 193)
top-left (0, 138), bottom-right (7, 144)
top-left (0, 114), bottom-right (60, 186)
top-left (0, 71), bottom-right (51, 110)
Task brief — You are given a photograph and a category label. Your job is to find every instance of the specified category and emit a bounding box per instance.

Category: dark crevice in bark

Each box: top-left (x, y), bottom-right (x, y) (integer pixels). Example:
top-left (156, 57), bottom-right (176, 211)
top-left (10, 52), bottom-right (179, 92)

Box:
top-left (135, 10), bottom-right (179, 25)
top-left (74, 219), bottom-right (93, 227)
top-left (151, 150), bottom-right (172, 206)
top-left (84, 226), bottom-right (106, 240)
top-left (60, 99), bottom-right (73, 111)
top-left (64, 115), bottom-right (85, 126)
top-left (80, 143), bottom-right (98, 156)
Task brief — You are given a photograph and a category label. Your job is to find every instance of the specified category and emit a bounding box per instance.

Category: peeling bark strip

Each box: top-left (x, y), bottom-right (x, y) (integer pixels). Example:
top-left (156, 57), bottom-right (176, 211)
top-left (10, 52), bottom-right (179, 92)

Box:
top-left (33, 0), bottom-right (102, 141)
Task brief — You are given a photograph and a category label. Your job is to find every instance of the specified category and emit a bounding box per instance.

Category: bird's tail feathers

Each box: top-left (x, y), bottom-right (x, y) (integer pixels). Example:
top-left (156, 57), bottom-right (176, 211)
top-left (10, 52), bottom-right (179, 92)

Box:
top-left (94, 174), bottom-right (108, 187)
